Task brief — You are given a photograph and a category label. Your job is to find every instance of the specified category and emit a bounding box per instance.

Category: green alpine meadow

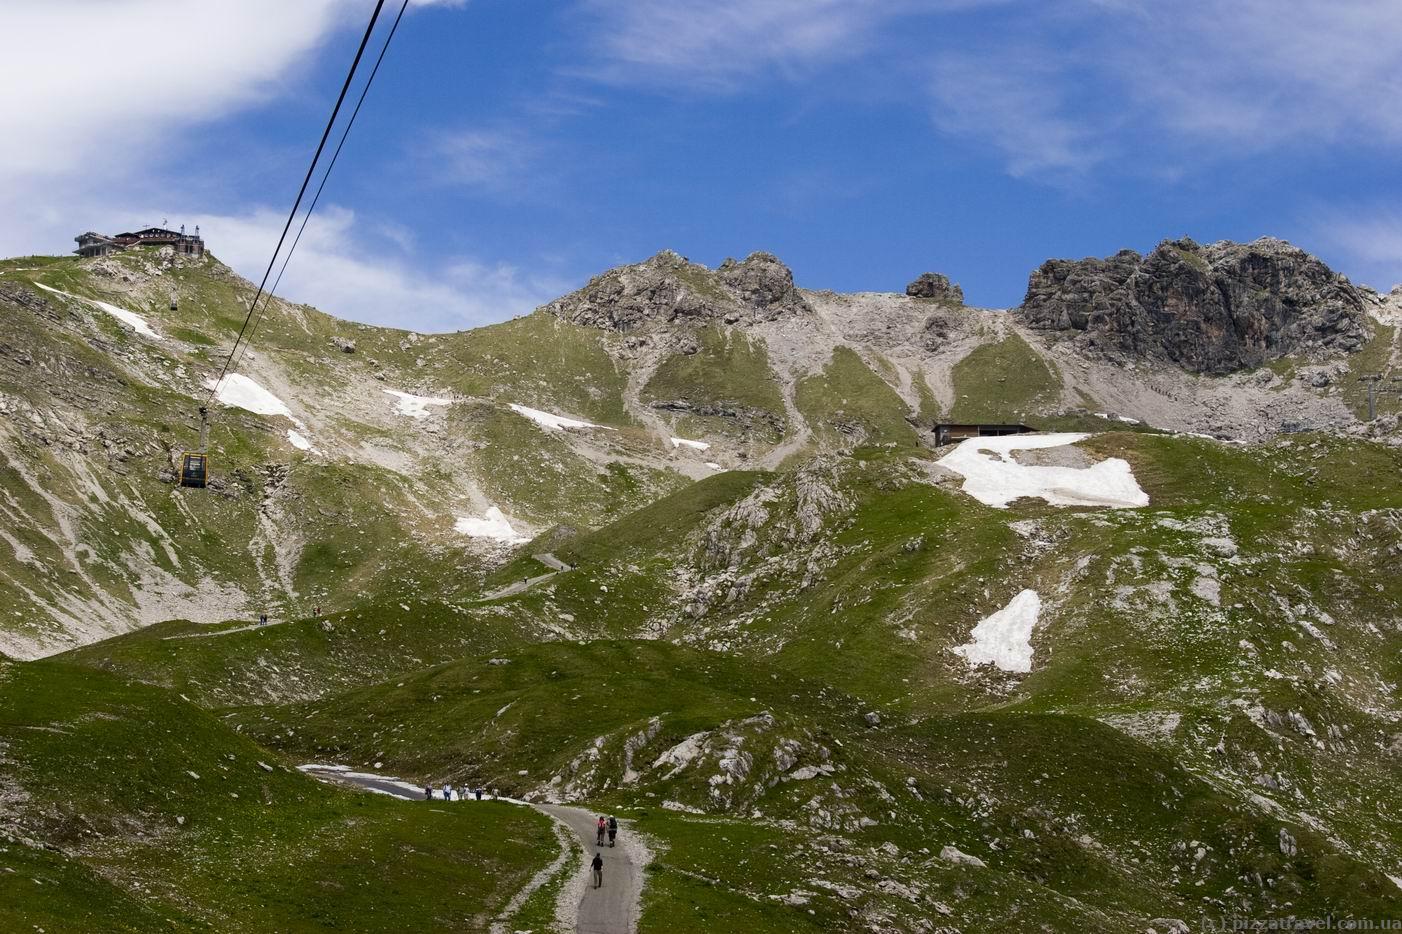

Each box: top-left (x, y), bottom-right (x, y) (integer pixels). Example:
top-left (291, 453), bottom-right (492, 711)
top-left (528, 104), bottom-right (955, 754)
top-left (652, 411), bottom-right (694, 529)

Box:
top-left (1, 232), bottom-right (1399, 932)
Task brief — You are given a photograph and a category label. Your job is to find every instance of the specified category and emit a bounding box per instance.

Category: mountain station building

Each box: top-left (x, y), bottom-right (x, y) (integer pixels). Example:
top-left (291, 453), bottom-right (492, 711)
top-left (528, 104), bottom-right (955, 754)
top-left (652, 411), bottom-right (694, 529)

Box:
top-left (74, 225), bottom-right (205, 258)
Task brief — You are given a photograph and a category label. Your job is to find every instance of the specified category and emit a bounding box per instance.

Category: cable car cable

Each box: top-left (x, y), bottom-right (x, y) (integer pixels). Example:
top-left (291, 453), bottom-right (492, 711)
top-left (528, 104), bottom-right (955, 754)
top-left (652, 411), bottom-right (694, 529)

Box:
top-left (231, 0), bottom-right (411, 372)
top-left (207, 0), bottom-right (388, 404)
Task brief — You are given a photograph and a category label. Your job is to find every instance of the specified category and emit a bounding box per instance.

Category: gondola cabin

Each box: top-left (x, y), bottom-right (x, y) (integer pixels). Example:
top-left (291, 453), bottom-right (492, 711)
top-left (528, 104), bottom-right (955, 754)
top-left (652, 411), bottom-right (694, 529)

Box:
top-left (179, 452), bottom-right (208, 488)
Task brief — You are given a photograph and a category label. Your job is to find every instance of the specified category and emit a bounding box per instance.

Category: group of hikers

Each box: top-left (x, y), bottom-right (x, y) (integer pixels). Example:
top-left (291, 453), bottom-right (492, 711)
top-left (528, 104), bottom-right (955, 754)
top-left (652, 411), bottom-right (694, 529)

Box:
top-left (417, 789), bottom-right (618, 889)
top-left (592, 815), bottom-right (619, 888)
top-left (422, 783), bottom-right (492, 802)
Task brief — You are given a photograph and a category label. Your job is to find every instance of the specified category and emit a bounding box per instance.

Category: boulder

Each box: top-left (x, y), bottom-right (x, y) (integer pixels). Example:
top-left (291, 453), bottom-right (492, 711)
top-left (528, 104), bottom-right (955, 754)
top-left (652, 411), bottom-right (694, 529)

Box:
top-left (906, 272), bottom-right (965, 304)
top-left (1017, 237), bottom-right (1371, 374)
top-left (939, 845), bottom-right (987, 868)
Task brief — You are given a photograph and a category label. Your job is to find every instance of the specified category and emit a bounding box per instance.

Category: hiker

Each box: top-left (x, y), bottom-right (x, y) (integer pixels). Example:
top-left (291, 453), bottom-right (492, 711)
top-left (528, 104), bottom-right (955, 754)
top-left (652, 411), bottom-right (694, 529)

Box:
top-left (591, 852), bottom-right (604, 889)
top-left (474, 787), bottom-right (482, 801)
top-left (607, 815), bottom-right (618, 847)
top-left (259, 612), bottom-right (268, 627)
top-left (423, 784), bottom-right (432, 800)
top-left (442, 783), bottom-right (452, 801)
top-left (596, 815), bottom-right (607, 846)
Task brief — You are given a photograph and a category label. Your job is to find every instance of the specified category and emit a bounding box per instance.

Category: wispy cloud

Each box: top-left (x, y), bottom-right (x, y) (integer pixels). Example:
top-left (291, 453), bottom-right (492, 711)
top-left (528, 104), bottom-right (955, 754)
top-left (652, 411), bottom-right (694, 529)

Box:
top-left (570, 0), bottom-right (1402, 183)
top-left (1314, 209), bottom-right (1402, 292)
top-left (1088, 0), bottom-right (1402, 151)
top-left (929, 52), bottom-right (1104, 178)
top-left (419, 126), bottom-right (547, 195)
top-left (572, 0), bottom-right (993, 92)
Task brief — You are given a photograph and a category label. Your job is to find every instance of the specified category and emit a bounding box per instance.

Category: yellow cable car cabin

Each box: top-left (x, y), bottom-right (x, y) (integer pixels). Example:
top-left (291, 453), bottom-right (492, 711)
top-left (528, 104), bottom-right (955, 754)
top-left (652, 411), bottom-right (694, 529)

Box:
top-left (180, 452), bottom-right (208, 488)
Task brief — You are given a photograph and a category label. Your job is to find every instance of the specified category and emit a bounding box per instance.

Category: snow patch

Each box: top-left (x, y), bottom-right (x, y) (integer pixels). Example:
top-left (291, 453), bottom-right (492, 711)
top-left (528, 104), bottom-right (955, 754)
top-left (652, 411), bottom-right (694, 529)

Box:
top-left (705, 462), bottom-right (723, 470)
top-left (953, 589), bottom-right (1041, 673)
top-left (286, 429), bottom-right (313, 451)
top-left (670, 436), bottom-right (711, 451)
top-left (508, 403), bottom-right (615, 432)
top-left (936, 433), bottom-right (1148, 509)
top-left (455, 507), bottom-right (529, 545)
top-left (383, 389), bottom-right (452, 419)
top-left (208, 374), bottom-right (304, 428)
top-left (35, 283), bottom-right (164, 340)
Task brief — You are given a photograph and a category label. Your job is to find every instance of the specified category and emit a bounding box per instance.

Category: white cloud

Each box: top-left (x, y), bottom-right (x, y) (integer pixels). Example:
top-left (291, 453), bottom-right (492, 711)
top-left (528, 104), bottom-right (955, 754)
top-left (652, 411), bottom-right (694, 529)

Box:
top-left (189, 206), bottom-right (567, 331)
top-left (0, 0), bottom-right (352, 180)
top-left (0, 1), bottom-right (551, 333)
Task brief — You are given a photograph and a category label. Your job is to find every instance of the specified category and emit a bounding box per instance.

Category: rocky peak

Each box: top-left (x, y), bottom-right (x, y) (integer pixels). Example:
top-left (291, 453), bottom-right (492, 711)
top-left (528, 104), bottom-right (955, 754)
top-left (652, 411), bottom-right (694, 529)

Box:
top-left (905, 272), bottom-right (964, 304)
top-left (1017, 237), bottom-right (1371, 374)
top-left (718, 252), bottom-right (803, 309)
top-left (543, 249), bottom-right (810, 332)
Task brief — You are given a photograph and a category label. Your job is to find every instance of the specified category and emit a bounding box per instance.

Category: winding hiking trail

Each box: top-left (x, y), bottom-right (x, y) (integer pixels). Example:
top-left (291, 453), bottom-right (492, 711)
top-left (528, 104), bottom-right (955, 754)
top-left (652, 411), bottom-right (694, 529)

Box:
top-left (301, 765), bottom-right (646, 934)
top-left (479, 552), bottom-right (574, 601)
top-left (539, 804), bottom-right (648, 934)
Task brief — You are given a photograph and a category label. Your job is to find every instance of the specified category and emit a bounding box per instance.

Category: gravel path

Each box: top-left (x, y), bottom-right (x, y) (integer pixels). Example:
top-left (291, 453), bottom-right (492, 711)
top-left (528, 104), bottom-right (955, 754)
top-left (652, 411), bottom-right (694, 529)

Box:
top-left (478, 553), bottom-right (573, 601)
top-left (538, 804), bottom-right (648, 934)
top-left (301, 766), bottom-right (647, 933)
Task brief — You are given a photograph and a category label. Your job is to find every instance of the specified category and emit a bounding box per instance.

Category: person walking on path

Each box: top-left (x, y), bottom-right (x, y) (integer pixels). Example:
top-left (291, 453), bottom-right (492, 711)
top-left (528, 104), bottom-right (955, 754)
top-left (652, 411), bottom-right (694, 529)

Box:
top-left (591, 852), bottom-right (604, 889)
top-left (596, 815), bottom-right (607, 846)
top-left (607, 815), bottom-right (618, 847)
top-left (259, 612), bottom-right (268, 627)
top-left (423, 784), bottom-right (432, 800)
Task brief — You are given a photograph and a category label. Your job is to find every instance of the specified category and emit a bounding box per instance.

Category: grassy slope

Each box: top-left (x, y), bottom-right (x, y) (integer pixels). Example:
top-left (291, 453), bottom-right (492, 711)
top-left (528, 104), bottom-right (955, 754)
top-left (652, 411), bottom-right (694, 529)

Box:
top-left (947, 332), bottom-right (1062, 422)
top-left (233, 639), bottom-right (1399, 930)
top-left (438, 311), bottom-right (632, 425)
top-left (41, 431), bottom-right (1402, 928)
top-left (0, 658), bottom-right (555, 933)
top-left (59, 593), bottom-right (536, 706)
top-left (0, 250), bottom-right (701, 654)
top-left (794, 347), bottom-right (917, 447)
top-left (641, 325), bottom-right (788, 442)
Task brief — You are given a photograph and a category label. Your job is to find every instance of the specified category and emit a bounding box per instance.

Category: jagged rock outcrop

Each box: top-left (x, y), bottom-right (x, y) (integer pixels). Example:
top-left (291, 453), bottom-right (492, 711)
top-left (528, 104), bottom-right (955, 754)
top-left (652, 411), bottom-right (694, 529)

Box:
top-left (542, 249), bottom-right (810, 332)
top-left (905, 272), bottom-right (964, 304)
top-left (1018, 237), bottom-right (1371, 374)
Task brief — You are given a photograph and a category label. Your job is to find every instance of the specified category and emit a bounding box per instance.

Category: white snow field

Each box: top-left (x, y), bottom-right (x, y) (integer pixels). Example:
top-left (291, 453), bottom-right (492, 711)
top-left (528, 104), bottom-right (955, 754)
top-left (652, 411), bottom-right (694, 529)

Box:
top-left (383, 389), bottom-right (452, 419)
top-left (670, 436), bottom-right (711, 451)
top-left (455, 507), bottom-right (529, 545)
top-left (936, 432), bottom-right (1148, 509)
top-left (208, 374), bottom-right (305, 428)
top-left (507, 403), bottom-right (615, 432)
top-left (286, 429), bottom-right (313, 451)
top-left (35, 283), bottom-right (163, 340)
top-left (953, 589), bottom-right (1042, 673)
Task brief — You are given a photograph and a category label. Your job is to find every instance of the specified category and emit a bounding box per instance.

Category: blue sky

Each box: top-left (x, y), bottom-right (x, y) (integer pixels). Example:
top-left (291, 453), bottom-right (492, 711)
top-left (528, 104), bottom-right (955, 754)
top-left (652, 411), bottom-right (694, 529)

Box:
top-left (4, 0), bottom-right (1402, 331)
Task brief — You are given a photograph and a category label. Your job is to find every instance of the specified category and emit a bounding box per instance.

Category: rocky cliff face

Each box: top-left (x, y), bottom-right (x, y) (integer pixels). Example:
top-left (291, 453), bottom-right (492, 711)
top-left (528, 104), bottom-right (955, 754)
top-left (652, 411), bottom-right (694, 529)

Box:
top-left (542, 250), bottom-right (810, 332)
top-left (1018, 237), bottom-right (1371, 374)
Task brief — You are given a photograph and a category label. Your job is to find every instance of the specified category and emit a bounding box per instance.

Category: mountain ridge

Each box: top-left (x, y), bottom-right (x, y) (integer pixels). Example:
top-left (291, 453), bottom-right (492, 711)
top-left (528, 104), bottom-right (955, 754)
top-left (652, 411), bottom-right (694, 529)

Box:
top-left (0, 235), bottom-right (1396, 657)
